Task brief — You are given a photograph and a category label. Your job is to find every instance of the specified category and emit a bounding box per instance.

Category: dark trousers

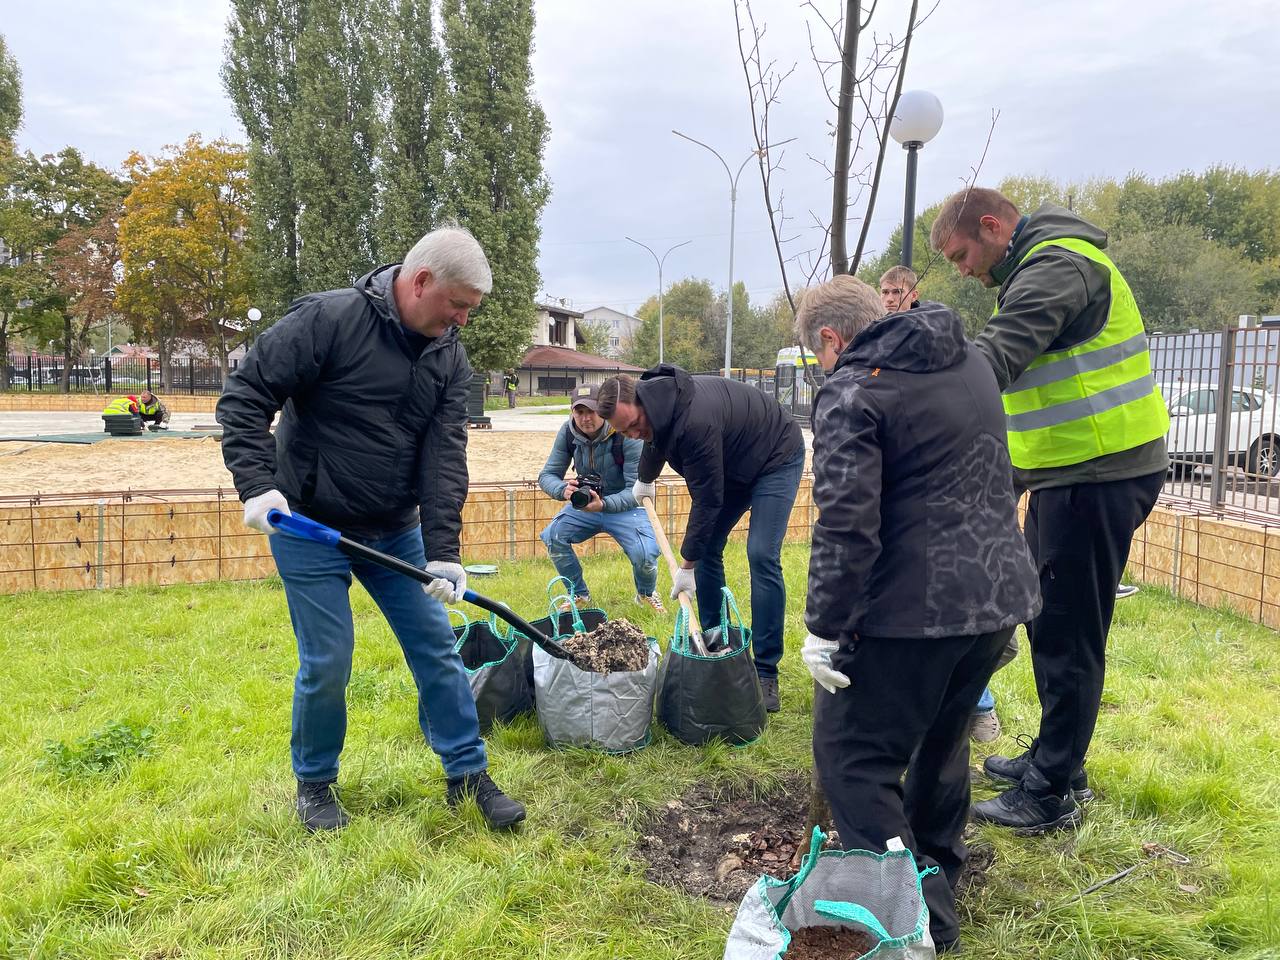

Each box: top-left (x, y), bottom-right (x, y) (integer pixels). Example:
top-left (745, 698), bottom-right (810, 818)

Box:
top-left (814, 627), bottom-right (1013, 948)
top-left (1022, 471), bottom-right (1163, 794)
top-left (694, 450), bottom-right (804, 679)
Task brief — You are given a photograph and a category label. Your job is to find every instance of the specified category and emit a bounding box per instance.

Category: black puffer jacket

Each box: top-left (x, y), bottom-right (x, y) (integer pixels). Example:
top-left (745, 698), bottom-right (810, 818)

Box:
top-left (805, 302), bottom-right (1040, 640)
top-left (636, 364), bottom-right (803, 563)
top-left (216, 264), bottom-right (472, 561)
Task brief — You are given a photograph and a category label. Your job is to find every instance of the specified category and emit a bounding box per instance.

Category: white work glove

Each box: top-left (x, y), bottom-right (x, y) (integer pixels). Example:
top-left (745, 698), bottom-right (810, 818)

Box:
top-left (632, 479), bottom-right (657, 504)
top-left (422, 561), bottom-right (468, 604)
top-left (802, 633), bottom-right (851, 694)
top-left (243, 490), bottom-right (291, 534)
top-left (669, 565), bottom-right (697, 601)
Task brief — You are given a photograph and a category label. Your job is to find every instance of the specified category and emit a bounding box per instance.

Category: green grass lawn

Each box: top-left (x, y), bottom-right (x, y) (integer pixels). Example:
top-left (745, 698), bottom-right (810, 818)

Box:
top-left (2, 545), bottom-right (1278, 959)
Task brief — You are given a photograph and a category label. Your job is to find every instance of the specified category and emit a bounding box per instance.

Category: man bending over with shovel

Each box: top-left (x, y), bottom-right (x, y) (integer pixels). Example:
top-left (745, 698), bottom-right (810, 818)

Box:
top-left (217, 225), bottom-right (525, 833)
top-left (798, 275), bottom-right (1040, 952)
top-left (597, 365), bottom-right (804, 712)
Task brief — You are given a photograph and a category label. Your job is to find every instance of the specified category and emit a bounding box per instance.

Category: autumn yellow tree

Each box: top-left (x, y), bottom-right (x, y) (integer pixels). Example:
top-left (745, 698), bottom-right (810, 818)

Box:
top-left (117, 135), bottom-right (252, 382)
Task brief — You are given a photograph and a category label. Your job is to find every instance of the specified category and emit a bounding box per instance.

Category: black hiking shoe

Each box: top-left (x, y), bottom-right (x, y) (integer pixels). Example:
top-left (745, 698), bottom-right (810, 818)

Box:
top-left (446, 771), bottom-right (526, 830)
top-left (983, 735), bottom-right (1094, 803)
top-left (296, 779), bottom-right (349, 832)
top-left (759, 677), bottom-right (780, 713)
top-left (971, 764), bottom-right (1083, 835)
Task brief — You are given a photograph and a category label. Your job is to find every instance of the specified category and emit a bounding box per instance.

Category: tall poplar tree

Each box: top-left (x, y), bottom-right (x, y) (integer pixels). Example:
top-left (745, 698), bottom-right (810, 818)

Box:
top-left (223, 0), bottom-right (306, 320)
top-left (439, 0), bottom-right (550, 374)
top-left (375, 0), bottom-right (445, 259)
top-left (289, 0), bottom-right (380, 290)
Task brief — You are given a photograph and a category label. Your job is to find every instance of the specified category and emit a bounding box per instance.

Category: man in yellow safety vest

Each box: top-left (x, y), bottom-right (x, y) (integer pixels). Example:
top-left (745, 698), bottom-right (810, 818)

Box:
top-left (932, 187), bottom-right (1168, 835)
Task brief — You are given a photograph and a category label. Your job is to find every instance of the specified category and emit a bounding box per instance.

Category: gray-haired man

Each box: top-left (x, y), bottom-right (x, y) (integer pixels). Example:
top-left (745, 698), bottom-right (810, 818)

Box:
top-left (218, 225), bottom-right (525, 833)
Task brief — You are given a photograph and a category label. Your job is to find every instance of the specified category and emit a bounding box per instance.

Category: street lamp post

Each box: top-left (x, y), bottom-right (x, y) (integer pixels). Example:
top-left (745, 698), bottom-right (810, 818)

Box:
top-left (889, 90), bottom-right (944, 268)
top-left (672, 130), bottom-right (759, 377)
top-left (625, 237), bottom-right (691, 365)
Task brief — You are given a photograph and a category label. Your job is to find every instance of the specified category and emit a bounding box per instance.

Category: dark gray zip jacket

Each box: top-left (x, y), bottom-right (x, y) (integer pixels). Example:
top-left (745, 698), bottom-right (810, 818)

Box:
top-left (979, 203), bottom-right (1169, 491)
top-left (538, 421), bottom-right (642, 513)
top-left (805, 301), bottom-right (1041, 641)
top-left (636, 364), bottom-right (804, 563)
top-left (216, 264), bottom-right (472, 561)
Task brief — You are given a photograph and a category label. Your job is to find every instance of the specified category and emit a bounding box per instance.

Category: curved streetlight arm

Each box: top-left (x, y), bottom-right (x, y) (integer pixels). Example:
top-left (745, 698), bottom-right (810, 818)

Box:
top-left (626, 237), bottom-right (692, 366)
top-left (672, 129), bottom-right (733, 184)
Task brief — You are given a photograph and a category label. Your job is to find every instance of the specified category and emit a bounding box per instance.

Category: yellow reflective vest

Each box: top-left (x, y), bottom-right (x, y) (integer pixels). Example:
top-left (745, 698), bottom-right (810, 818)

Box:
top-left (998, 237), bottom-right (1169, 470)
top-left (102, 396), bottom-right (138, 417)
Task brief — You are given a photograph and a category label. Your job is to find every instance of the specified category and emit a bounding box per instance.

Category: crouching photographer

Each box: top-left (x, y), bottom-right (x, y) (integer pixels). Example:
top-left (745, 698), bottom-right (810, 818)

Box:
top-left (538, 385), bottom-right (664, 613)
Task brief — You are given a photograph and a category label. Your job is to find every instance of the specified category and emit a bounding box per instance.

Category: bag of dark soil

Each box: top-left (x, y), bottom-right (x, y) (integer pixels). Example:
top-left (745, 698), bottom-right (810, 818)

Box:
top-left (529, 589), bottom-right (660, 753)
top-left (658, 588), bottom-right (766, 746)
top-left (514, 577), bottom-right (609, 696)
top-left (450, 610), bottom-right (533, 734)
top-left (723, 827), bottom-right (936, 960)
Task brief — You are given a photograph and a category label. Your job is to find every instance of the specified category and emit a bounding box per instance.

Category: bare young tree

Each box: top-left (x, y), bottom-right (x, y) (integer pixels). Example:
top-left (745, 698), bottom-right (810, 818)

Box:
top-left (735, 0), bottom-right (928, 855)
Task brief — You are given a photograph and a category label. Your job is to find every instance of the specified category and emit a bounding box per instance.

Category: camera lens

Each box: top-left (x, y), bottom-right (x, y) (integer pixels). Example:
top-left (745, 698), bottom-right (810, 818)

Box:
top-left (570, 488), bottom-right (590, 509)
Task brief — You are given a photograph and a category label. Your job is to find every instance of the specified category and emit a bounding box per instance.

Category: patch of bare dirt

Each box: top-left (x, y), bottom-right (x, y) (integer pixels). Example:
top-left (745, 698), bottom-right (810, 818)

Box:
top-left (786, 925), bottom-right (877, 959)
top-left (635, 772), bottom-right (813, 905)
top-left (561, 618), bottom-right (651, 673)
top-left (635, 776), bottom-right (998, 909)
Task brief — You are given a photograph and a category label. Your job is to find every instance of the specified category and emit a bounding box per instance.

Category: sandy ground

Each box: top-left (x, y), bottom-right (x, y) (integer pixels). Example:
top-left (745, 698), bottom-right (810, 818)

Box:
top-left (0, 431), bottom-right (566, 496)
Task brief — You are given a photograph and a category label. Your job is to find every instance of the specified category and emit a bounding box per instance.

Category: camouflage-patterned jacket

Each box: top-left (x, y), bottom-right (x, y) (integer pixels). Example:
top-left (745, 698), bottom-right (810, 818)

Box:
top-left (805, 301), bottom-right (1041, 641)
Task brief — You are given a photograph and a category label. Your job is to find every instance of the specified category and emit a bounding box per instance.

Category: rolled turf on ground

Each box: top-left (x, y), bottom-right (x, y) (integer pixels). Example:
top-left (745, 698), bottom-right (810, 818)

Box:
top-left (2, 544), bottom-right (1277, 959)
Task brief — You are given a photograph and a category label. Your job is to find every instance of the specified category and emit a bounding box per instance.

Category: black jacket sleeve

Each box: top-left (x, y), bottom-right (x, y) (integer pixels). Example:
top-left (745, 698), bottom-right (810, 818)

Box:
top-left (804, 376), bottom-right (884, 640)
top-left (216, 298), bottom-right (335, 502)
top-left (638, 442), bottom-right (666, 483)
top-left (677, 418), bottom-right (726, 563)
top-left (418, 343), bottom-right (472, 563)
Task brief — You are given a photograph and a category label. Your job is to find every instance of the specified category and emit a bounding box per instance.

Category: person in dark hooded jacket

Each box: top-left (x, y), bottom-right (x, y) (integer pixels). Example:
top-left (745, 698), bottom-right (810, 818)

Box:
top-left (797, 274), bottom-right (1040, 953)
top-left (596, 364), bottom-right (805, 712)
top-left (217, 225), bottom-right (525, 834)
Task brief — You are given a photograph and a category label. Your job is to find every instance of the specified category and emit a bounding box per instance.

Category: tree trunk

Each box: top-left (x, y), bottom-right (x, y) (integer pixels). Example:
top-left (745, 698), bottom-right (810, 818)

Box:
top-left (827, 1), bottom-right (861, 276)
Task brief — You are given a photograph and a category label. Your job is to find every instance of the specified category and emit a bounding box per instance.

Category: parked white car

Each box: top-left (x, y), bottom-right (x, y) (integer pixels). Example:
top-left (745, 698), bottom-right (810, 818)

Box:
top-left (1162, 381), bottom-right (1280, 478)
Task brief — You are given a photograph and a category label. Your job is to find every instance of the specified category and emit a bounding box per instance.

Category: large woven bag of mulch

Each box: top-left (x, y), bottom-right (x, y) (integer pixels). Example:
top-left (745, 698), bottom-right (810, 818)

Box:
top-left (449, 610), bottom-right (533, 734)
top-left (531, 590), bottom-right (660, 754)
top-left (723, 827), bottom-right (936, 960)
top-left (514, 577), bottom-right (609, 697)
top-left (658, 588), bottom-right (766, 746)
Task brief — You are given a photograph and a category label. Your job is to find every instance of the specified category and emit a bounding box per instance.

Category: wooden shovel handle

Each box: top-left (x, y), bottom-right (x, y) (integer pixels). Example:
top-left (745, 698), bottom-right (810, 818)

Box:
top-left (639, 494), bottom-right (707, 654)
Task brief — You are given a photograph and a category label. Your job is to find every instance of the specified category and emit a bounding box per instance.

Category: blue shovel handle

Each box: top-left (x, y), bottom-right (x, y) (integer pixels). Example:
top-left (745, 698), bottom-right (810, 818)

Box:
top-left (267, 509), bottom-right (340, 545)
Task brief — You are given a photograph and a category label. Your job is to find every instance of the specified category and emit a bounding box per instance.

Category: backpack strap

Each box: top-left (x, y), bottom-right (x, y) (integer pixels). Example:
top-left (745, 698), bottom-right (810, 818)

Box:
top-left (612, 431), bottom-right (625, 468)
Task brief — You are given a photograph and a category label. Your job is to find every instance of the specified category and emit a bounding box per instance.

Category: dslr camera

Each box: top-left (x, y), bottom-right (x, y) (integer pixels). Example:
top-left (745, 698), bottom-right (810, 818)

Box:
top-left (570, 473), bottom-right (605, 509)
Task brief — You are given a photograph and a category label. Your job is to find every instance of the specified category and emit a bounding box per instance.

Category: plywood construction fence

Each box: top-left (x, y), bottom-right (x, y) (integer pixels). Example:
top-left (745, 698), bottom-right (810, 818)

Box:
top-left (5, 484), bottom-right (1277, 633)
top-left (0, 394), bottom-right (220, 414)
top-left (0, 478), bottom-right (818, 595)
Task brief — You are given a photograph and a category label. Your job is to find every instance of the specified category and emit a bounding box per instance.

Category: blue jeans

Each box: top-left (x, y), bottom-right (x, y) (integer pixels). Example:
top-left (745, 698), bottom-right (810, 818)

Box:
top-left (269, 525), bottom-right (487, 783)
top-left (975, 685), bottom-right (995, 714)
top-left (695, 449), bottom-right (805, 680)
top-left (539, 505), bottom-right (659, 598)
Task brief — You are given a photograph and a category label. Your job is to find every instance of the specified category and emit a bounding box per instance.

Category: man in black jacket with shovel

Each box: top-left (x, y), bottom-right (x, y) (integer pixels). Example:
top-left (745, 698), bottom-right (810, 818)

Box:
top-left (217, 225), bottom-right (524, 833)
top-left (798, 275), bottom-right (1040, 952)
top-left (596, 365), bottom-right (805, 712)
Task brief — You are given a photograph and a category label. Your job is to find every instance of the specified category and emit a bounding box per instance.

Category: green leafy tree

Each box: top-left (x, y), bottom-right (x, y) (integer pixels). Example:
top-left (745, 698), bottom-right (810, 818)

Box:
top-left (575, 319), bottom-right (610, 358)
top-left (0, 148), bottom-right (125, 387)
top-left (0, 33), bottom-right (21, 145)
top-left (223, 0), bottom-right (306, 321)
top-left (438, 0), bottom-right (550, 375)
top-left (49, 211), bottom-right (121, 389)
top-left (375, 0), bottom-right (445, 258)
top-left (289, 0), bottom-right (379, 290)
top-left (626, 278), bottom-right (719, 371)
top-left (1109, 225), bottom-right (1263, 333)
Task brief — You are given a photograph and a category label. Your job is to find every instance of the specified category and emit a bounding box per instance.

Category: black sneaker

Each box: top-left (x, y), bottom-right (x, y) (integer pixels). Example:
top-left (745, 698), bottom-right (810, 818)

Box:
top-left (446, 771), bottom-right (526, 830)
top-left (759, 677), bottom-right (780, 713)
top-left (972, 765), bottom-right (1082, 835)
top-left (296, 779), bottom-right (349, 832)
top-left (983, 735), bottom-right (1094, 803)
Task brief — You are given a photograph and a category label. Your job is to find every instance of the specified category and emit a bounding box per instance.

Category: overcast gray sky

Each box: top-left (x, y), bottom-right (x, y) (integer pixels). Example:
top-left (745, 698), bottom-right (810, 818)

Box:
top-left (6, 0), bottom-right (1279, 317)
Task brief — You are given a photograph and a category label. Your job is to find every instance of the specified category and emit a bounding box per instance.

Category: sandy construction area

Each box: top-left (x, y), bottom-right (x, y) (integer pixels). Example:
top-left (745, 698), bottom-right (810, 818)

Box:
top-left (0, 431), bottom-right (564, 497)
